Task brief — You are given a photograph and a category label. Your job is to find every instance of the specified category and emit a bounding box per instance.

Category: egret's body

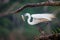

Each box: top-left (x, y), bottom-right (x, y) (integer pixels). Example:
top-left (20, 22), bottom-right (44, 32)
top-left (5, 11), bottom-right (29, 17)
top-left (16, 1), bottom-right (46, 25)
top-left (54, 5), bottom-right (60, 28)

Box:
top-left (25, 13), bottom-right (56, 25)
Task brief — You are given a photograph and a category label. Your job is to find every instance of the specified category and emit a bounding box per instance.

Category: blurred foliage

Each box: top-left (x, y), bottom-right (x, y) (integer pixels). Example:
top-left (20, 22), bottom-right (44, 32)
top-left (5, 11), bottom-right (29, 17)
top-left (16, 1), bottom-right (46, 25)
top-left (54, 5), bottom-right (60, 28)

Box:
top-left (0, 0), bottom-right (60, 40)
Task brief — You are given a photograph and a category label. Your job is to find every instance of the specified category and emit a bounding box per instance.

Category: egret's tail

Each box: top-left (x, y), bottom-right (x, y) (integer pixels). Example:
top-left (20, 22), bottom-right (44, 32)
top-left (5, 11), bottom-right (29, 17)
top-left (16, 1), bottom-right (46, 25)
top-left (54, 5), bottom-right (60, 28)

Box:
top-left (49, 14), bottom-right (56, 18)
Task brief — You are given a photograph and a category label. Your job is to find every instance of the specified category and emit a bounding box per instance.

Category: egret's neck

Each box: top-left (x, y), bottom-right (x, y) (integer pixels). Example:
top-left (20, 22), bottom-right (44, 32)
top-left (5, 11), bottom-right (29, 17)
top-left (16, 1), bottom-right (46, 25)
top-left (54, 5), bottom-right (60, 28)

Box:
top-left (27, 14), bottom-right (34, 25)
top-left (27, 14), bottom-right (31, 20)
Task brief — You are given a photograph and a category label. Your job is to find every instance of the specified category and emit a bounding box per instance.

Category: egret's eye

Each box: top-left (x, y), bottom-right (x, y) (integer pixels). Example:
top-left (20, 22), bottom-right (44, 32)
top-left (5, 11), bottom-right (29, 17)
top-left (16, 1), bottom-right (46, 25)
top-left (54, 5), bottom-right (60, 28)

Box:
top-left (25, 13), bottom-right (30, 16)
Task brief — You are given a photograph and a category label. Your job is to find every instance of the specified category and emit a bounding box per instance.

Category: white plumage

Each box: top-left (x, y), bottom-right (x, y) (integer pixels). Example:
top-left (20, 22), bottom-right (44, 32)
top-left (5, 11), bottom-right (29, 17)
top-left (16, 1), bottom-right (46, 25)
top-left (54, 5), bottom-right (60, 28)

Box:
top-left (25, 13), bottom-right (56, 25)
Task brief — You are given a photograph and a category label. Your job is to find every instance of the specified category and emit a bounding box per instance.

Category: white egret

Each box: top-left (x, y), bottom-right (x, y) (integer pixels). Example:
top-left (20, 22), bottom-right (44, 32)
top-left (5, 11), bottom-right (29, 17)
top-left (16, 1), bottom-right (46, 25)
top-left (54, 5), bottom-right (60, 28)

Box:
top-left (24, 13), bottom-right (56, 25)
top-left (24, 13), bottom-right (56, 34)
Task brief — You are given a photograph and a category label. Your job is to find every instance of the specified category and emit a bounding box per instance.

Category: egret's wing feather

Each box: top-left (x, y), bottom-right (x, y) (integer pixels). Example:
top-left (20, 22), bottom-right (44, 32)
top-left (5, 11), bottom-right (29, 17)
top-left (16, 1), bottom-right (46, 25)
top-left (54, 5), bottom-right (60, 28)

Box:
top-left (31, 14), bottom-right (55, 21)
top-left (31, 14), bottom-right (55, 20)
top-left (32, 18), bottom-right (41, 24)
top-left (31, 14), bottom-right (42, 18)
top-left (31, 14), bottom-right (54, 18)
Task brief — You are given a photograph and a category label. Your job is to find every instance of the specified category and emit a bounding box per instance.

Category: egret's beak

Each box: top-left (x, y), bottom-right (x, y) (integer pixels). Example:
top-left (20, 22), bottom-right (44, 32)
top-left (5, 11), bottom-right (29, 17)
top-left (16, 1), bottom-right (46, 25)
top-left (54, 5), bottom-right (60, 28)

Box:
top-left (21, 15), bottom-right (25, 21)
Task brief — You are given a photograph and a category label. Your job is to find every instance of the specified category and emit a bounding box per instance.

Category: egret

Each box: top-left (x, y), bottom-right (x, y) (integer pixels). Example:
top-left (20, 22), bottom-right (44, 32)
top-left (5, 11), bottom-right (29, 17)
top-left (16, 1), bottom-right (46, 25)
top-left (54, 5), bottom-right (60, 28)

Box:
top-left (24, 13), bottom-right (56, 25)
top-left (23, 13), bottom-right (56, 34)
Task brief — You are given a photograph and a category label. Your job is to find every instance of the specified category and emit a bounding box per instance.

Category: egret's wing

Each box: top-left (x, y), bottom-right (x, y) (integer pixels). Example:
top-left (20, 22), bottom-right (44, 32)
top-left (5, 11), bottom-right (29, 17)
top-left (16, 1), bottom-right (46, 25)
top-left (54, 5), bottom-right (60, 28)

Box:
top-left (32, 18), bottom-right (41, 24)
top-left (31, 14), bottom-right (43, 18)
top-left (31, 14), bottom-right (55, 20)
top-left (31, 14), bottom-right (54, 18)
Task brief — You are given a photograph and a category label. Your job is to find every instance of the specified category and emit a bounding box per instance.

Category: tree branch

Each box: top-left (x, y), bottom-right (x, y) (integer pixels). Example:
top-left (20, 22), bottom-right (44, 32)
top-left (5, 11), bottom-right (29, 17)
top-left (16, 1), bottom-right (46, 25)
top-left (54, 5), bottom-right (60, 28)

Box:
top-left (0, 1), bottom-right (60, 17)
top-left (34, 33), bottom-right (60, 40)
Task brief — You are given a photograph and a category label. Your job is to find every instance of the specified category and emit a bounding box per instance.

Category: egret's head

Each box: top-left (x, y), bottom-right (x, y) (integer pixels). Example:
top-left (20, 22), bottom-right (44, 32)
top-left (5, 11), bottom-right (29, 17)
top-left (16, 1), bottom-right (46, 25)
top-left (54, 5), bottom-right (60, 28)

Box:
top-left (25, 13), bottom-right (30, 16)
